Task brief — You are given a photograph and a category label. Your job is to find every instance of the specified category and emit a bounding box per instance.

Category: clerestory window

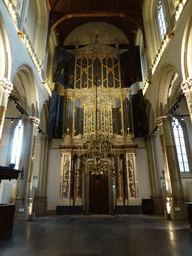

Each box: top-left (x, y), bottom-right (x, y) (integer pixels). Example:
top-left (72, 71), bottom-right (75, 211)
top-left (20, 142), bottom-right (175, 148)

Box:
top-left (172, 117), bottom-right (190, 172)
top-left (157, 0), bottom-right (167, 40)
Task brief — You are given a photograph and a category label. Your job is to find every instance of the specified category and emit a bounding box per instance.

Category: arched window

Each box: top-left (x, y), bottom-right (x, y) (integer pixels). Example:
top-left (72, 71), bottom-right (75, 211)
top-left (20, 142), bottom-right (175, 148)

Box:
top-left (157, 0), bottom-right (167, 40)
top-left (172, 117), bottom-right (190, 172)
top-left (11, 119), bottom-right (23, 169)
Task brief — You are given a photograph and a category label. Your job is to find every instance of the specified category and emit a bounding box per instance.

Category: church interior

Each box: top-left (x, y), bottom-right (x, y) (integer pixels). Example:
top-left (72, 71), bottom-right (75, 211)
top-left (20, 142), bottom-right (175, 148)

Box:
top-left (0, 0), bottom-right (192, 226)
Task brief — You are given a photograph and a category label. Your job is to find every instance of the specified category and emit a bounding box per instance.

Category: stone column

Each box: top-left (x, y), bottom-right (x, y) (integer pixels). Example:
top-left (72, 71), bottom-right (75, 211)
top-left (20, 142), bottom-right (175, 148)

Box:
top-left (144, 135), bottom-right (164, 215)
top-left (0, 78), bottom-right (13, 141)
top-left (156, 115), bottom-right (187, 220)
top-left (15, 116), bottom-right (40, 221)
top-left (181, 77), bottom-right (192, 124)
top-left (58, 149), bottom-right (72, 206)
top-left (116, 154), bottom-right (124, 205)
top-left (35, 135), bottom-right (50, 216)
top-left (75, 156), bottom-right (82, 206)
top-left (125, 148), bottom-right (141, 207)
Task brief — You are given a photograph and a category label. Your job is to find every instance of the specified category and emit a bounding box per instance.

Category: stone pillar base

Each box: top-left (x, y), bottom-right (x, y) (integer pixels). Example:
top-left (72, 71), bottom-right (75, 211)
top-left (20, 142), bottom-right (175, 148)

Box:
top-left (129, 198), bottom-right (141, 206)
top-left (35, 196), bottom-right (47, 216)
top-left (14, 197), bottom-right (32, 221)
top-left (70, 198), bottom-right (74, 206)
top-left (75, 197), bottom-right (82, 206)
top-left (57, 198), bottom-right (71, 206)
top-left (166, 197), bottom-right (188, 220)
top-left (124, 199), bottom-right (129, 206)
top-left (116, 197), bottom-right (124, 206)
top-left (152, 196), bottom-right (164, 215)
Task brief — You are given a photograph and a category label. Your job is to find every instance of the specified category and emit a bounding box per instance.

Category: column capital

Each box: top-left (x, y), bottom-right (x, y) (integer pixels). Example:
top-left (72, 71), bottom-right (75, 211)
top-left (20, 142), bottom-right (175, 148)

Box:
top-left (29, 116), bottom-right (40, 127)
top-left (156, 115), bottom-right (172, 126)
top-left (23, 116), bottom-right (40, 127)
top-left (156, 115), bottom-right (173, 136)
top-left (181, 77), bottom-right (192, 94)
top-left (0, 77), bottom-right (13, 93)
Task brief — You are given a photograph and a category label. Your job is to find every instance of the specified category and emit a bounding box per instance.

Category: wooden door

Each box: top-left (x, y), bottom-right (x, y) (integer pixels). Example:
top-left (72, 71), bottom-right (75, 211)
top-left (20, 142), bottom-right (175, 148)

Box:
top-left (89, 174), bottom-right (109, 214)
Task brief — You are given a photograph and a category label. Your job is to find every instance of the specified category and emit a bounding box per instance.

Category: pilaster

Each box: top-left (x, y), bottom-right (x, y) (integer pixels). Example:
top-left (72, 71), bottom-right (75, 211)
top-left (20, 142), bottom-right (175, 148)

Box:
top-left (75, 156), bottom-right (82, 206)
top-left (57, 149), bottom-right (72, 206)
top-left (116, 153), bottom-right (124, 206)
top-left (125, 146), bottom-right (141, 208)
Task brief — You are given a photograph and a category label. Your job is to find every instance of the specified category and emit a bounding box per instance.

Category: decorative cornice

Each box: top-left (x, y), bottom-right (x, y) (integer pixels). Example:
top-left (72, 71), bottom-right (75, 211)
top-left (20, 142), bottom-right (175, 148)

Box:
top-left (70, 42), bottom-right (120, 56)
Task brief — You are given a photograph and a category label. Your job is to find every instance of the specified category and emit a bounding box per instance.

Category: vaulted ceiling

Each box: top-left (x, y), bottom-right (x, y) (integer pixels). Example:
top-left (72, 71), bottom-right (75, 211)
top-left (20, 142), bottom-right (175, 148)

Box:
top-left (48, 0), bottom-right (144, 46)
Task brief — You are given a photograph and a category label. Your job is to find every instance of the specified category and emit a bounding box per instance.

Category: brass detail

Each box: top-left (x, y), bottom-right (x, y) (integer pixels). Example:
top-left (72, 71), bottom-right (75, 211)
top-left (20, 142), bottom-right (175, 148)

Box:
top-left (75, 95), bottom-right (81, 100)
top-left (122, 94), bottom-right (127, 102)
top-left (66, 95), bottom-right (73, 101)
top-left (18, 30), bottom-right (24, 39)
top-left (168, 31), bottom-right (174, 39)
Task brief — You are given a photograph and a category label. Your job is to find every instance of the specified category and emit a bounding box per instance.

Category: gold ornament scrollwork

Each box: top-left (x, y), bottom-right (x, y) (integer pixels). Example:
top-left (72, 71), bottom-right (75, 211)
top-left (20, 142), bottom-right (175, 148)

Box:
top-left (127, 154), bottom-right (136, 198)
top-left (60, 154), bottom-right (70, 199)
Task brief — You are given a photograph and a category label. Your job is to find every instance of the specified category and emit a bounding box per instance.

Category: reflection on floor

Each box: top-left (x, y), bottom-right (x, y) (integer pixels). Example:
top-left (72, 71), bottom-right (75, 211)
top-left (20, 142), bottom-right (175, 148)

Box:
top-left (0, 215), bottom-right (192, 256)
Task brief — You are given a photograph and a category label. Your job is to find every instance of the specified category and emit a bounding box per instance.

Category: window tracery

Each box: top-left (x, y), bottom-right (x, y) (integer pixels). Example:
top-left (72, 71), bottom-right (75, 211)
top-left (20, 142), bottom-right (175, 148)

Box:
top-left (11, 119), bottom-right (23, 170)
top-left (172, 117), bottom-right (190, 172)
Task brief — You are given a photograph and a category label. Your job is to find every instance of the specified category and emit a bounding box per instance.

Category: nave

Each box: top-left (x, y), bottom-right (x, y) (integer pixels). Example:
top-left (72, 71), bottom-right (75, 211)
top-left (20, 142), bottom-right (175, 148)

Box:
top-left (0, 215), bottom-right (192, 256)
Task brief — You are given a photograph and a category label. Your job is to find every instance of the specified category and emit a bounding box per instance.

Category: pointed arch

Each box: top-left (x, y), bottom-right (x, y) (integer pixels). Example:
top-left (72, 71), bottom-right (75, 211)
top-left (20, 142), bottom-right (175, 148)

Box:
top-left (156, 64), bottom-right (182, 117)
top-left (12, 65), bottom-right (39, 117)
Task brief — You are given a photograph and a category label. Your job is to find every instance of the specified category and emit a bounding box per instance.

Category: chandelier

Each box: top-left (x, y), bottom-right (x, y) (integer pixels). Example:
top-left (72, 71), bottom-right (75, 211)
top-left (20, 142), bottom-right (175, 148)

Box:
top-left (82, 133), bottom-right (115, 178)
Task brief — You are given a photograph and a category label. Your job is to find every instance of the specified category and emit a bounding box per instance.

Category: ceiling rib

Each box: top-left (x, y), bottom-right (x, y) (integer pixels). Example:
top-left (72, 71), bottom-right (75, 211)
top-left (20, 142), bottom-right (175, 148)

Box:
top-left (50, 12), bottom-right (143, 31)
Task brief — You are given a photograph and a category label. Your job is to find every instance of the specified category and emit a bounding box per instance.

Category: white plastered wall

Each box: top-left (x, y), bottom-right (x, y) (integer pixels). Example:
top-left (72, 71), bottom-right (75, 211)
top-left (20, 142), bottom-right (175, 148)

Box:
top-left (47, 140), bottom-right (62, 211)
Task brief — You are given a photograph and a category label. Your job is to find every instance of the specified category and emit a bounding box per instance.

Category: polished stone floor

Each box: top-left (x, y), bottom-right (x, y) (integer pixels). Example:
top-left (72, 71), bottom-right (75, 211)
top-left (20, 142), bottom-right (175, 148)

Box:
top-left (0, 214), bottom-right (192, 256)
